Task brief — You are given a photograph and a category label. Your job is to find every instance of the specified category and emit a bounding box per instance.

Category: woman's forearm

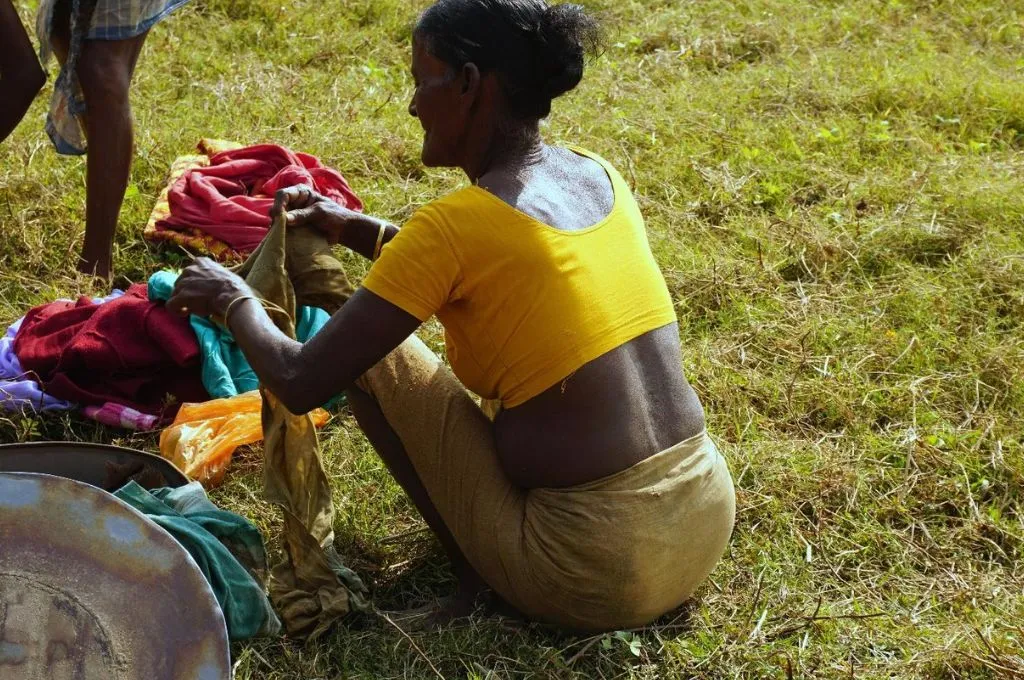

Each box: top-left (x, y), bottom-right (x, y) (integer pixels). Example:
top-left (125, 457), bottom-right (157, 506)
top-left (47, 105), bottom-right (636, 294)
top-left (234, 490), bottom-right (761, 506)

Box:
top-left (223, 298), bottom-right (310, 410)
top-left (167, 236), bottom-right (420, 413)
top-left (223, 288), bottom-right (421, 414)
top-left (339, 213), bottom-right (400, 260)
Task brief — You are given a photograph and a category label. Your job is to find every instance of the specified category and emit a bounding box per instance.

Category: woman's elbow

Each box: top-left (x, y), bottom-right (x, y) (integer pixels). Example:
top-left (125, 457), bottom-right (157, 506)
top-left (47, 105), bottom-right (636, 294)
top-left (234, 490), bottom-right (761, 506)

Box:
top-left (276, 377), bottom-right (320, 415)
top-left (275, 369), bottom-right (336, 415)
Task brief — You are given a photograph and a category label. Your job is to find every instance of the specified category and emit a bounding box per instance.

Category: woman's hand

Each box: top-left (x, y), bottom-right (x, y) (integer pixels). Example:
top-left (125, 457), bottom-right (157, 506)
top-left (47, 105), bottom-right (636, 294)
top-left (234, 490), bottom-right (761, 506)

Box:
top-left (167, 257), bottom-right (254, 320)
top-left (272, 184), bottom-right (360, 245)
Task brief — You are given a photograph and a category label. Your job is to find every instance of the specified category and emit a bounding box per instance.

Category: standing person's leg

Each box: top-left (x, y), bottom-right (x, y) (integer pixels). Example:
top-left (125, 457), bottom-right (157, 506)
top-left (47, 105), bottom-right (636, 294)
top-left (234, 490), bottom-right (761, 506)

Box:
top-left (0, 0), bottom-right (46, 141)
top-left (74, 30), bottom-right (147, 278)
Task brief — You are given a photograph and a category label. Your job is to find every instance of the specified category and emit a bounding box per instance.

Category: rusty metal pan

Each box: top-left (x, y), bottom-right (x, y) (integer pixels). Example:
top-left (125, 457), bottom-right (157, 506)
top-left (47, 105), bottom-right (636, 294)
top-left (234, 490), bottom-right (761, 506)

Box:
top-left (0, 441), bottom-right (189, 489)
top-left (0, 472), bottom-right (230, 679)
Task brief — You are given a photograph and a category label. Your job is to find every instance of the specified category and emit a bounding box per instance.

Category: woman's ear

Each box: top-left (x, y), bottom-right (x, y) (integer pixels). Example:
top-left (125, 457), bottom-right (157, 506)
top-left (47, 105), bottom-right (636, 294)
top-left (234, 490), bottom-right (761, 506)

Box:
top-left (460, 62), bottom-right (481, 97)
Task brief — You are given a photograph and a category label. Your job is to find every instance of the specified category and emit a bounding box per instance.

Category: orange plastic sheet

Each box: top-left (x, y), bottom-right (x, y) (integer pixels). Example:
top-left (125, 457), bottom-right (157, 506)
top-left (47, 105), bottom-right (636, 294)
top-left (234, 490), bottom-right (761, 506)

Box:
top-left (160, 391), bottom-right (330, 487)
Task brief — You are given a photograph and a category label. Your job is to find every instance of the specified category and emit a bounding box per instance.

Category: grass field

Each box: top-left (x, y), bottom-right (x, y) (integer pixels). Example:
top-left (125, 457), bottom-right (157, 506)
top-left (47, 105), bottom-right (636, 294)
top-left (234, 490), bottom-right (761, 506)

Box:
top-left (2, 0), bottom-right (1023, 677)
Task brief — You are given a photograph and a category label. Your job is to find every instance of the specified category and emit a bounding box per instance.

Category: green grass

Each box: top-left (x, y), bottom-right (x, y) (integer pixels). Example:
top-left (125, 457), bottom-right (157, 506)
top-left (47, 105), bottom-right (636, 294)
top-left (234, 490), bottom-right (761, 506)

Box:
top-left (2, 0), bottom-right (1023, 677)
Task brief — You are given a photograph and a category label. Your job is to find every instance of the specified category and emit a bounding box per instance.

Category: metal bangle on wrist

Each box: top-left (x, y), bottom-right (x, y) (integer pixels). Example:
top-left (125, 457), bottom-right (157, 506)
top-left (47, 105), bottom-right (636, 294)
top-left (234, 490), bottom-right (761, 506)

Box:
top-left (372, 223), bottom-right (386, 261)
top-left (222, 295), bottom-right (258, 327)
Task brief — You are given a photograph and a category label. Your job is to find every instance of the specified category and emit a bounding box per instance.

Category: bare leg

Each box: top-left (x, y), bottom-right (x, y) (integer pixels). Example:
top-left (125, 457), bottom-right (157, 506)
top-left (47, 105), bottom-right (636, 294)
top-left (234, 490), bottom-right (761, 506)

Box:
top-left (0, 0), bottom-right (46, 141)
top-left (346, 385), bottom-right (489, 621)
top-left (74, 32), bottom-right (148, 279)
top-left (49, 0), bottom-right (71, 63)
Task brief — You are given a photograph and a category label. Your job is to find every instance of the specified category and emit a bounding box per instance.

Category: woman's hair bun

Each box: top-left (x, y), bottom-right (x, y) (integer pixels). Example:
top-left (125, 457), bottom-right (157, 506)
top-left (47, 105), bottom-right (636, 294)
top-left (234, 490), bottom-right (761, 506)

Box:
top-left (416, 0), bottom-right (603, 119)
top-left (536, 4), bottom-right (602, 100)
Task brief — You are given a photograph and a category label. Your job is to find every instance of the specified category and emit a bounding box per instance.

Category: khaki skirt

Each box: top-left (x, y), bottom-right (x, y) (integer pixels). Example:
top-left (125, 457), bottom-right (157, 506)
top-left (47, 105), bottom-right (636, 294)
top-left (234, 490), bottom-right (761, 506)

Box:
top-left (356, 336), bottom-right (735, 631)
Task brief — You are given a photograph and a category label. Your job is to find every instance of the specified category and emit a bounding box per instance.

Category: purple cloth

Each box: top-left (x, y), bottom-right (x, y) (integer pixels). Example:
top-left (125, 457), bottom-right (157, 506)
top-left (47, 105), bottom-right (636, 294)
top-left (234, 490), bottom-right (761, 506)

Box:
top-left (0, 290), bottom-right (125, 416)
top-left (0, 316), bottom-right (74, 412)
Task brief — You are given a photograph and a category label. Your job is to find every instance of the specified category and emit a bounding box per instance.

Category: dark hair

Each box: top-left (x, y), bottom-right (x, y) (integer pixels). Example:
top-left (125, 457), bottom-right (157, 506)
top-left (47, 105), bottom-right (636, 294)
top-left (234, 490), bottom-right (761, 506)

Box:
top-left (415, 0), bottom-right (602, 120)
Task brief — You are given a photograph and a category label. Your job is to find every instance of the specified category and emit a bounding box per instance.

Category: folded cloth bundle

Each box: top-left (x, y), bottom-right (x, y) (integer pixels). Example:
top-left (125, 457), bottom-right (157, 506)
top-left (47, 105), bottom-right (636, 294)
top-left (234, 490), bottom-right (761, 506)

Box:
top-left (154, 143), bottom-right (363, 254)
top-left (143, 139), bottom-right (245, 260)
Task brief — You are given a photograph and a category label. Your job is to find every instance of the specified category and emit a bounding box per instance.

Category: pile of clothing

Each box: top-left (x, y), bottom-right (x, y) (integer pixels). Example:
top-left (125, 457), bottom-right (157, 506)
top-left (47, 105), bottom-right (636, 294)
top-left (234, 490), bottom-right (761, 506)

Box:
top-left (1, 289), bottom-right (157, 428)
top-left (145, 140), bottom-right (363, 259)
top-left (1, 140), bottom-right (370, 641)
top-left (2, 141), bottom-right (359, 420)
top-left (11, 284), bottom-right (208, 420)
top-left (0, 141), bottom-right (359, 478)
top-left (0, 275), bottom-right (334, 428)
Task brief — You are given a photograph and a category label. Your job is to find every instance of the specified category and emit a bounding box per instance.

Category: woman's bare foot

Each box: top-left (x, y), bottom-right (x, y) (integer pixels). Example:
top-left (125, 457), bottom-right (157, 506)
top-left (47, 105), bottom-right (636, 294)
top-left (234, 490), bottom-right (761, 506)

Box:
top-left (423, 579), bottom-right (487, 628)
top-left (383, 575), bottom-right (507, 632)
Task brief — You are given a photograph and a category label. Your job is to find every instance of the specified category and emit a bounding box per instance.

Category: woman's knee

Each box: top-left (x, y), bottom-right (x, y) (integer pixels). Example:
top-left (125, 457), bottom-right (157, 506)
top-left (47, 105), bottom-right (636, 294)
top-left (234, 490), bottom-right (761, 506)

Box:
top-left (344, 385), bottom-right (377, 424)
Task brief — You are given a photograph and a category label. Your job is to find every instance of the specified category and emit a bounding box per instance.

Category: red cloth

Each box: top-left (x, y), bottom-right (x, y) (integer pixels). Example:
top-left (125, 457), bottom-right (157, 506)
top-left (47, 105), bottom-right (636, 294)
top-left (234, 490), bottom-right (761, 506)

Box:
top-left (13, 285), bottom-right (208, 417)
top-left (155, 144), bottom-right (363, 252)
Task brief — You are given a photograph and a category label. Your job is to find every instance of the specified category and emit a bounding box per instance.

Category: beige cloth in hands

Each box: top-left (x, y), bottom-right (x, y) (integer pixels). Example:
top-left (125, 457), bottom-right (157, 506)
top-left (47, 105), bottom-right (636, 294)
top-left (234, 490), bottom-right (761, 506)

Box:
top-left (234, 212), bottom-right (368, 640)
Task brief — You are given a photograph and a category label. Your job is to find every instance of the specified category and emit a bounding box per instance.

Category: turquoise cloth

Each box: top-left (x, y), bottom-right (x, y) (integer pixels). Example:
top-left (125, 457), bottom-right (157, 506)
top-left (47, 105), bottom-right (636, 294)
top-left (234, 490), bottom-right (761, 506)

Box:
top-left (114, 481), bottom-right (282, 640)
top-left (148, 271), bottom-right (339, 404)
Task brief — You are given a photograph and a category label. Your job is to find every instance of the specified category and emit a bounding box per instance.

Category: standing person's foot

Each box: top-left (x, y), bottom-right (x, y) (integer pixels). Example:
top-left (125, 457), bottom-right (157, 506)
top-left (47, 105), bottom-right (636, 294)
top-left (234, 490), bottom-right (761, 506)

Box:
top-left (77, 255), bottom-right (111, 281)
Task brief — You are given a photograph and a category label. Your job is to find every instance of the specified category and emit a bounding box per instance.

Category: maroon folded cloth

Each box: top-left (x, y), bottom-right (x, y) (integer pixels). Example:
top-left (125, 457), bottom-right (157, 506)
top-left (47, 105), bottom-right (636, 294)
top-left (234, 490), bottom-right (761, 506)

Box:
top-left (155, 143), bottom-right (363, 253)
top-left (13, 284), bottom-right (207, 417)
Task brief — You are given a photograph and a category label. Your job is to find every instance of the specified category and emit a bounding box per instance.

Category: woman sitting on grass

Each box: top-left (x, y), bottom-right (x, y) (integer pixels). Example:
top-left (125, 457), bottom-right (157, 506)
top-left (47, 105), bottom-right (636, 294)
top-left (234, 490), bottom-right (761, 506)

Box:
top-left (169, 0), bottom-right (735, 631)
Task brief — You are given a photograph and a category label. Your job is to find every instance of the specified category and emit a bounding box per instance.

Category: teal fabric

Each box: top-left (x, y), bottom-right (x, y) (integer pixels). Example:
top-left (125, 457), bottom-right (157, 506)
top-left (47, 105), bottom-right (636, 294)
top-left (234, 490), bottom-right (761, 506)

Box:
top-left (113, 481), bottom-right (282, 640)
top-left (148, 271), bottom-right (340, 405)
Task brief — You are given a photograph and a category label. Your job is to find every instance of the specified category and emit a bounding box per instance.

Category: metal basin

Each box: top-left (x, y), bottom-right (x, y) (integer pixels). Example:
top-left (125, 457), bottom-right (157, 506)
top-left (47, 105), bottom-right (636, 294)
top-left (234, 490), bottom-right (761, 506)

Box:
top-left (0, 472), bottom-right (230, 679)
top-left (0, 441), bottom-right (188, 490)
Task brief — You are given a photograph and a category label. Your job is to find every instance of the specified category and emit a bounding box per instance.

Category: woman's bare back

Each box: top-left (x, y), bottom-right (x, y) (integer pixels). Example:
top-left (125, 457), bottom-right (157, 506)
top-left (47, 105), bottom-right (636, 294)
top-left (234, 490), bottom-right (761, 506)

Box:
top-left (478, 145), bottom-right (705, 488)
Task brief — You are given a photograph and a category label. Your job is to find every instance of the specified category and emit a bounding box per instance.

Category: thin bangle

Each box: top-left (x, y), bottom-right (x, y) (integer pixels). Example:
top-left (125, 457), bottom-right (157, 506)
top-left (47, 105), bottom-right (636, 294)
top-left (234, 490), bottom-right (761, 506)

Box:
top-left (223, 295), bottom-right (258, 327)
top-left (371, 223), bottom-right (386, 261)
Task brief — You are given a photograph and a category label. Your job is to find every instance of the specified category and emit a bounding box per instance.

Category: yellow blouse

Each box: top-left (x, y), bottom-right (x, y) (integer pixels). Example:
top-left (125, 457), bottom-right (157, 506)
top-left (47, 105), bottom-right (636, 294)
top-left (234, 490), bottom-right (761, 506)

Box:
top-left (362, 147), bottom-right (677, 408)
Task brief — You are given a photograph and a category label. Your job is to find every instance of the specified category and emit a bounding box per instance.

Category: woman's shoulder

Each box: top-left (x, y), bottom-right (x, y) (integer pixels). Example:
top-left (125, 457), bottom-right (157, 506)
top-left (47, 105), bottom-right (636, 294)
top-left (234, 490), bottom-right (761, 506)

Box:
top-left (559, 145), bottom-right (628, 188)
top-left (423, 185), bottom-right (485, 212)
top-left (407, 184), bottom-right (504, 232)
top-left (562, 144), bottom-right (609, 166)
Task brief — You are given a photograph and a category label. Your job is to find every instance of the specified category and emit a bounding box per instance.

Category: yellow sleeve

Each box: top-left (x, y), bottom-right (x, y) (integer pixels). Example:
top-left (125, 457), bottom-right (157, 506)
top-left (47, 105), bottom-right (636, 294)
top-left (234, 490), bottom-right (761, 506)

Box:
top-left (361, 206), bottom-right (461, 322)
